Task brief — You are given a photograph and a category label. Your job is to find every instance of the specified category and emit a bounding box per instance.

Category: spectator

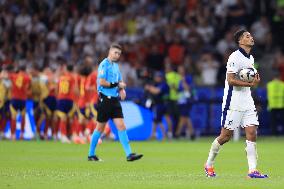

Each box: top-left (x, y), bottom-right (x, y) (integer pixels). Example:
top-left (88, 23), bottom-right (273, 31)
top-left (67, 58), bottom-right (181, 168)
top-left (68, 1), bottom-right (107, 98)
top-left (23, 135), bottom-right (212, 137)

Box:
top-left (167, 37), bottom-right (185, 66)
top-left (197, 51), bottom-right (220, 86)
top-left (216, 31), bottom-right (237, 56)
top-left (144, 71), bottom-right (169, 140)
top-left (273, 50), bottom-right (284, 81)
top-left (146, 45), bottom-right (165, 71)
top-left (119, 55), bottom-right (138, 87)
top-left (175, 65), bottom-right (196, 140)
top-left (251, 16), bottom-right (272, 51)
top-left (266, 72), bottom-right (284, 135)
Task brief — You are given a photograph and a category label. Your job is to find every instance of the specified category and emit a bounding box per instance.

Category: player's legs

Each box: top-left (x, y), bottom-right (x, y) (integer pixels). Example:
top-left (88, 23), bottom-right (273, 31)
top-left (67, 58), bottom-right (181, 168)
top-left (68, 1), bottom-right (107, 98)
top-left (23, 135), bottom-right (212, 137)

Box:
top-left (1, 101), bottom-right (10, 139)
top-left (9, 100), bottom-right (18, 140)
top-left (33, 102), bottom-right (41, 138)
top-left (113, 117), bottom-right (143, 161)
top-left (205, 110), bottom-right (242, 177)
top-left (52, 113), bottom-right (59, 140)
top-left (151, 105), bottom-right (166, 140)
top-left (244, 126), bottom-right (258, 171)
top-left (204, 128), bottom-right (233, 177)
top-left (56, 99), bottom-right (74, 143)
top-left (71, 114), bottom-right (80, 144)
top-left (185, 117), bottom-right (195, 140)
top-left (175, 116), bottom-right (186, 138)
top-left (37, 112), bottom-right (46, 139)
top-left (19, 108), bottom-right (26, 140)
top-left (244, 125), bottom-right (268, 178)
top-left (57, 113), bottom-right (69, 143)
top-left (206, 127), bottom-right (233, 165)
top-left (88, 95), bottom-right (110, 159)
top-left (113, 118), bottom-right (132, 156)
top-left (44, 97), bottom-right (57, 140)
top-left (164, 114), bottom-right (173, 139)
top-left (159, 122), bottom-right (167, 140)
top-left (150, 122), bottom-right (158, 139)
top-left (0, 112), bottom-right (5, 139)
top-left (242, 109), bottom-right (267, 178)
top-left (88, 121), bottom-right (106, 158)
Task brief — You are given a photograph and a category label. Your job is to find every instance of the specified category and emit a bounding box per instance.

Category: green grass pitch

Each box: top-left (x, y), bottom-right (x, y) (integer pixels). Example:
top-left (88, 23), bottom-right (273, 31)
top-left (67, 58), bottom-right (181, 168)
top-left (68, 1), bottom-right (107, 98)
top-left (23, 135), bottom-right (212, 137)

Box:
top-left (0, 137), bottom-right (283, 189)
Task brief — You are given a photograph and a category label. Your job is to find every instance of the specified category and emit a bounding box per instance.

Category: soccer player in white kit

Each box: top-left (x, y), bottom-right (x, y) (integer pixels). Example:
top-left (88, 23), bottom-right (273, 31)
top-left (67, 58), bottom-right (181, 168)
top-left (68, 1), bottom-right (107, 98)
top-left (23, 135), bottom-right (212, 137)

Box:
top-left (204, 29), bottom-right (268, 178)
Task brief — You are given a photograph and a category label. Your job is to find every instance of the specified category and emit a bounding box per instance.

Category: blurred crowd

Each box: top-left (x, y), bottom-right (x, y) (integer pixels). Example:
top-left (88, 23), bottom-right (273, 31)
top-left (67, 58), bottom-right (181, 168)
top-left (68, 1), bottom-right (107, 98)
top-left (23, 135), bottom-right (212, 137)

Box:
top-left (0, 0), bottom-right (284, 140)
top-left (1, 0), bottom-right (284, 87)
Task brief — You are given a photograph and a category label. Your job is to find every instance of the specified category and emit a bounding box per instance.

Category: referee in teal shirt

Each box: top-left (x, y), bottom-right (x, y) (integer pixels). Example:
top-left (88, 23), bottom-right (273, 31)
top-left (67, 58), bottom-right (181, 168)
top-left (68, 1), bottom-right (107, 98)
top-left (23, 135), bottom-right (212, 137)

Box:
top-left (88, 43), bottom-right (143, 162)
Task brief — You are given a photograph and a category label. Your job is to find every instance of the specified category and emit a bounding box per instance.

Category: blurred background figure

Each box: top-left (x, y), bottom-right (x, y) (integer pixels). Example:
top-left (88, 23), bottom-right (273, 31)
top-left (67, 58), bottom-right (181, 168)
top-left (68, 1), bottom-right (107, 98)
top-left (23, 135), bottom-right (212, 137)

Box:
top-left (165, 63), bottom-right (180, 139)
top-left (175, 65), bottom-right (196, 140)
top-left (197, 51), bottom-right (220, 86)
top-left (0, 0), bottom-right (283, 140)
top-left (145, 71), bottom-right (169, 140)
top-left (266, 72), bottom-right (284, 136)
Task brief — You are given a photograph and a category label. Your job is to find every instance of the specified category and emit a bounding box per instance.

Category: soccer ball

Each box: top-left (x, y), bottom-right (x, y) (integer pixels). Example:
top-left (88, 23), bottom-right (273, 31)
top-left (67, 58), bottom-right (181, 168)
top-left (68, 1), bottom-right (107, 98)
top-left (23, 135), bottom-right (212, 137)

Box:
top-left (238, 68), bottom-right (257, 83)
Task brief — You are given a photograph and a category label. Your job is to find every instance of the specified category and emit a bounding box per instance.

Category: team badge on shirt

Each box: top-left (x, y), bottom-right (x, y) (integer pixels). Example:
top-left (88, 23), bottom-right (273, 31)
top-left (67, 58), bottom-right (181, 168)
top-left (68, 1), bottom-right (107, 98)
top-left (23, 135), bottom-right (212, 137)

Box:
top-left (99, 70), bottom-right (104, 75)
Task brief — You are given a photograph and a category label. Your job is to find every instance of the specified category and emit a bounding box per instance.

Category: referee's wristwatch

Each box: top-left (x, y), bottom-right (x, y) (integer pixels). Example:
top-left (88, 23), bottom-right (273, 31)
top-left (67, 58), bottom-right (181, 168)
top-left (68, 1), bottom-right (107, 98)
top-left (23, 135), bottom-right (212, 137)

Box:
top-left (109, 82), bottom-right (118, 88)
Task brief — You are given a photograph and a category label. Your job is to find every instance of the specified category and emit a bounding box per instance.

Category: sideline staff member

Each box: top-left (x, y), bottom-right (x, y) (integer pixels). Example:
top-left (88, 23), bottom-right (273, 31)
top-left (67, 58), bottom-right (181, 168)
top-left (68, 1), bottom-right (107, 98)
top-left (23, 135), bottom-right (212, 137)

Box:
top-left (88, 43), bottom-right (143, 162)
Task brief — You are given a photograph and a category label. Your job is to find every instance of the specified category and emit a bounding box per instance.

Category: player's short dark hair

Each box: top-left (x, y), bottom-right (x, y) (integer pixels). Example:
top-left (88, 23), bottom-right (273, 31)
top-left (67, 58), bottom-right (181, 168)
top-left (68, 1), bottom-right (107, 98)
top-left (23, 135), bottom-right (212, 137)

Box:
top-left (79, 64), bottom-right (92, 76)
top-left (19, 64), bottom-right (26, 71)
top-left (5, 64), bottom-right (14, 71)
top-left (234, 29), bottom-right (248, 44)
top-left (66, 64), bottom-right (74, 72)
top-left (110, 43), bottom-right (122, 51)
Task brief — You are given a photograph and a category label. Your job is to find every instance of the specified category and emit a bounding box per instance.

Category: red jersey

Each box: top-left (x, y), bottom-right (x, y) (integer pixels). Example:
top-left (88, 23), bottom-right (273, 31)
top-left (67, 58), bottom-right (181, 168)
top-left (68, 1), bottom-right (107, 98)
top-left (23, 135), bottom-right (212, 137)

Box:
top-left (86, 70), bottom-right (98, 104)
top-left (77, 75), bottom-right (89, 108)
top-left (9, 71), bottom-right (31, 100)
top-left (57, 72), bottom-right (76, 100)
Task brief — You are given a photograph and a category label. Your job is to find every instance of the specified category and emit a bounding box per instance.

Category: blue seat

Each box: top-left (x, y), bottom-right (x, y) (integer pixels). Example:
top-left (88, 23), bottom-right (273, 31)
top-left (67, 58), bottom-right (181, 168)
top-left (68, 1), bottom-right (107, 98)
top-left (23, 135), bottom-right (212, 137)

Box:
top-left (195, 87), bottom-right (211, 101)
top-left (190, 104), bottom-right (208, 133)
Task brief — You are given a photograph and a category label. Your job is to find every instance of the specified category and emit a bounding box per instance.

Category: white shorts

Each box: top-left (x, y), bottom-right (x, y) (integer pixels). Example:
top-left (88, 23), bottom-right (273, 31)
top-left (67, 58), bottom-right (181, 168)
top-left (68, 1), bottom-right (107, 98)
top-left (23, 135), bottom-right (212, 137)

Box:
top-left (221, 109), bottom-right (259, 130)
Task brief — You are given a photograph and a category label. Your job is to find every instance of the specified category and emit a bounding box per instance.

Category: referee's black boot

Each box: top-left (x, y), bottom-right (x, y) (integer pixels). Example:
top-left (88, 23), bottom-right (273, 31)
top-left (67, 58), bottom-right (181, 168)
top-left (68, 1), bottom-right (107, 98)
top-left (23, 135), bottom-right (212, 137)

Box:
top-left (88, 155), bottom-right (103, 162)
top-left (127, 153), bottom-right (143, 162)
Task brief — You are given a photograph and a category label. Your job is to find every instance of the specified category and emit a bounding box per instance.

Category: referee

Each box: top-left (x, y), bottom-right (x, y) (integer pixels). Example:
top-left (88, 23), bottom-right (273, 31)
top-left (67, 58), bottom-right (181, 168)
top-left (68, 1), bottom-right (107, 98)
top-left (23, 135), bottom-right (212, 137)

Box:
top-left (88, 43), bottom-right (143, 162)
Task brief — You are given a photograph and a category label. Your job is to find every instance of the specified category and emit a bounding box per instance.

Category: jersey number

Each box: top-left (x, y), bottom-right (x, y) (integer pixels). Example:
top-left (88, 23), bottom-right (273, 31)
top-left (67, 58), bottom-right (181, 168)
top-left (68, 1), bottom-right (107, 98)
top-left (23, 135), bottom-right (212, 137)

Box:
top-left (80, 79), bottom-right (85, 96)
top-left (59, 80), bottom-right (70, 94)
top-left (15, 76), bottom-right (23, 88)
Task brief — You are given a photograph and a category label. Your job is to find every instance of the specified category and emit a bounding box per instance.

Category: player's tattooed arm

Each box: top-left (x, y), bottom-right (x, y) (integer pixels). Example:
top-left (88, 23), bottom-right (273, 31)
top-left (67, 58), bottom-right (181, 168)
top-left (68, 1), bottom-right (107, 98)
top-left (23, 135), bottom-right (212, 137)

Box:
top-left (227, 73), bottom-right (260, 87)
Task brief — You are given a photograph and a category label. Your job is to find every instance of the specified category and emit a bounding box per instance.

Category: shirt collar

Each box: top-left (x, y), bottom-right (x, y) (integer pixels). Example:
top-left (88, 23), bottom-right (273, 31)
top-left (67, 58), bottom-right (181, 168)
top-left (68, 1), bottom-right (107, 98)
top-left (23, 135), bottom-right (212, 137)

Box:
top-left (238, 47), bottom-right (250, 58)
top-left (106, 58), bottom-right (116, 65)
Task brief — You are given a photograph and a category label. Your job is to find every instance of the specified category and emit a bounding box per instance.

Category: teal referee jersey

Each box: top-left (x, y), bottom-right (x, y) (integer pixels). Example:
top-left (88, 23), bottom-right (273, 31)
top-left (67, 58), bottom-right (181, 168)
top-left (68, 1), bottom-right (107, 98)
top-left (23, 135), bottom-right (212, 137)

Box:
top-left (97, 58), bottom-right (122, 97)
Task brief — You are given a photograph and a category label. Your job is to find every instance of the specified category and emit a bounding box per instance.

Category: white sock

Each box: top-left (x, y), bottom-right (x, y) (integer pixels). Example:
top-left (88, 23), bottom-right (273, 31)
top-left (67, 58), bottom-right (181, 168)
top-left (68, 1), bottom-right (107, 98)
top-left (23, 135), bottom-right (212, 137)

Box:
top-left (206, 138), bottom-right (221, 167)
top-left (245, 140), bottom-right (258, 172)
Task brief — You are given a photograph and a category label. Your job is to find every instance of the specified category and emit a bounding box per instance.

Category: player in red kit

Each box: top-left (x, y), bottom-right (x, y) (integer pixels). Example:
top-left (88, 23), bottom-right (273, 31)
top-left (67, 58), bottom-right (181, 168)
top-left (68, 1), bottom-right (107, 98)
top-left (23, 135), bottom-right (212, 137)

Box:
top-left (72, 64), bottom-right (92, 144)
top-left (7, 65), bottom-right (31, 140)
top-left (37, 67), bottom-right (58, 140)
top-left (85, 64), bottom-right (99, 141)
top-left (56, 63), bottom-right (78, 143)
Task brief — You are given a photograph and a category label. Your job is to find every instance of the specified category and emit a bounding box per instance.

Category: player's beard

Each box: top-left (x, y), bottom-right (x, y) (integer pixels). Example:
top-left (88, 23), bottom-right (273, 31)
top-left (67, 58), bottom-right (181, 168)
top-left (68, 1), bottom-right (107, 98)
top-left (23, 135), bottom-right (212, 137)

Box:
top-left (112, 57), bottom-right (120, 62)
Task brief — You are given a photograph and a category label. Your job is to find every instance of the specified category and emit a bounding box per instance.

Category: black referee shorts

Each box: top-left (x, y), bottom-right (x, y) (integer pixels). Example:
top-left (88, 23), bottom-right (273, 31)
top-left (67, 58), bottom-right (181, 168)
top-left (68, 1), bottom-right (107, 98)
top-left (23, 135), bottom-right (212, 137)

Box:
top-left (97, 93), bottom-right (124, 123)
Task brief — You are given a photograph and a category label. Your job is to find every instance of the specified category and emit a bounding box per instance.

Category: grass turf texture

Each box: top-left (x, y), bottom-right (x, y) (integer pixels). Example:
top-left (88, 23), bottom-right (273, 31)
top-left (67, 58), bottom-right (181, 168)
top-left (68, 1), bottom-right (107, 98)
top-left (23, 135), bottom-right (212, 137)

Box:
top-left (0, 137), bottom-right (283, 189)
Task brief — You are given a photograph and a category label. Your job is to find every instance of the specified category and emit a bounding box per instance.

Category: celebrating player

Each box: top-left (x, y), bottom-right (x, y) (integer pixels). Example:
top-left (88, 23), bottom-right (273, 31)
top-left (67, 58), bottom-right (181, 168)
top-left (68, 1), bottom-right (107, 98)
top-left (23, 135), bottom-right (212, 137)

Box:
top-left (7, 65), bottom-right (31, 140)
top-left (37, 67), bottom-right (58, 140)
top-left (0, 67), bottom-right (10, 139)
top-left (56, 63), bottom-right (78, 143)
top-left (29, 65), bottom-right (42, 139)
top-left (88, 43), bottom-right (143, 161)
top-left (204, 29), bottom-right (268, 178)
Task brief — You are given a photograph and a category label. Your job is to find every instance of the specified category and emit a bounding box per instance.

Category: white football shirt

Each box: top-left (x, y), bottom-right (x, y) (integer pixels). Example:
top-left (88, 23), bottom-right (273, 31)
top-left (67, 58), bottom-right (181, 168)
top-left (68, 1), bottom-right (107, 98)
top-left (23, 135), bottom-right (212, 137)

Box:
top-left (222, 48), bottom-right (256, 112)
